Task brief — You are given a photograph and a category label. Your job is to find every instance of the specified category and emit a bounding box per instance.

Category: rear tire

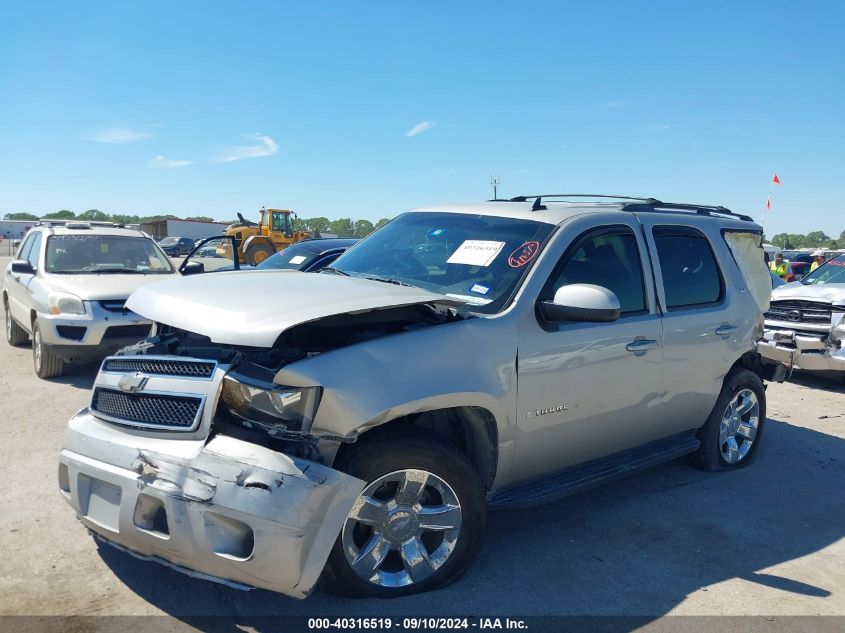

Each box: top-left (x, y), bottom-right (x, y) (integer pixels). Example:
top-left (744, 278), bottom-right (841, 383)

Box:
top-left (32, 320), bottom-right (65, 379)
top-left (5, 301), bottom-right (28, 346)
top-left (244, 243), bottom-right (275, 265)
top-left (322, 429), bottom-right (486, 598)
top-left (688, 368), bottom-right (765, 471)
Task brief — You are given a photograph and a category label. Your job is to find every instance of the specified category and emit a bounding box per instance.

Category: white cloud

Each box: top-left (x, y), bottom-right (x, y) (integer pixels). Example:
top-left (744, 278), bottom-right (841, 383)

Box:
top-left (405, 120), bottom-right (435, 137)
top-left (217, 133), bottom-right (279, 162)
top-left (602, 100), bottom-right (627, 109)
top-left (149, 155), bottom-right (192, 169)
top-left (91, 128), bottom-right (151, 144)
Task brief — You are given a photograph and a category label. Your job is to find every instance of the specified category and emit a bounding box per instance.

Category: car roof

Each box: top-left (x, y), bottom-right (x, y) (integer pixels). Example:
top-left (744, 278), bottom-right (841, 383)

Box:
top-left (290, 237), bottom-right (359, 253)
top-left (410, 199), bottom-right (759, 231)
top-left (40, 225), bottom-right (149, 238)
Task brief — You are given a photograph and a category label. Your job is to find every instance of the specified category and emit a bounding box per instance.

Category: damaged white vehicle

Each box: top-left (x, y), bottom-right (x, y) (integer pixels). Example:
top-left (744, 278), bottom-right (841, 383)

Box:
top-left (59, 196), bottom-right (781, 599)
top-left (758, 253), bottom-right (845, 377)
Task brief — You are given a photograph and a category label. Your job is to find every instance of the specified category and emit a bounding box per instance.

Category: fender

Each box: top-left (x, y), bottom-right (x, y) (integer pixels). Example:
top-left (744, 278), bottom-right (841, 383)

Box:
top-left (273, 315), bottom-right (520, 489)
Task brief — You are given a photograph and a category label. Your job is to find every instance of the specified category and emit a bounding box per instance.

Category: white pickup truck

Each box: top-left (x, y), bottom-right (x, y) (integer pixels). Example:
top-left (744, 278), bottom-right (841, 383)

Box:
top-left (758, 253), bottom-right (845, 377)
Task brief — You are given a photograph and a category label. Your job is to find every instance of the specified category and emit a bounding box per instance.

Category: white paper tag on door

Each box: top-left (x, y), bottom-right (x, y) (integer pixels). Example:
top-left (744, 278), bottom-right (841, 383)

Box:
top-left (446, 240), bottom-right (505, 266)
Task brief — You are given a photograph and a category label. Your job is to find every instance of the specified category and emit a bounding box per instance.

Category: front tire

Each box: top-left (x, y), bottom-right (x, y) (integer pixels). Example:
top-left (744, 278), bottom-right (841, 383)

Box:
top-left (688, 368), bottom-right (765, 471)
top-left (244, 243), bottom-right (275, 265)
top-left (32, 320), bottom-right (64, 379)
top-left (5, 301), bottom-right (28, 346)
top-left (322, 430), bottom-right (486, 598)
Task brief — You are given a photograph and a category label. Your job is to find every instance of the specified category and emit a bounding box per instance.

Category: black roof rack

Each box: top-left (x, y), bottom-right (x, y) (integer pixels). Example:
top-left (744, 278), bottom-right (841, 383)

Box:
top-left (498, 193), bottom-right (660, 212)
top-left (621, 200), bottom-right (755, 223)
top-left (497, 193), bottom-right (754, 221)
top-left (506, 193), bottom-right (660, 204)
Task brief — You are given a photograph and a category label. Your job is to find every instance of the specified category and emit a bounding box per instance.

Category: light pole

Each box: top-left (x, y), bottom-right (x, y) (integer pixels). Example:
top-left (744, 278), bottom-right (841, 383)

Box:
top-left (490, 175), bottom-right (501, 200)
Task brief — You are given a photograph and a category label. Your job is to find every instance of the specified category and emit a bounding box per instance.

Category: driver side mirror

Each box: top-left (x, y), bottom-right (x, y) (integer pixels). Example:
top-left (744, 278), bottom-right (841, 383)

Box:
top-left (539, 284), bottom-right (621, 323)
top-left (181, 261), bottom-right (205, 275)
top-left (11, 260), bottom-right (35, 275)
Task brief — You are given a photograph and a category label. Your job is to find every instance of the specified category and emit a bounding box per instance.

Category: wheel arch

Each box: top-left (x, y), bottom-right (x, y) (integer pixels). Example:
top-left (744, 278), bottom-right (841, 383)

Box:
top-left (242, 234), bottom-right (275, 253)
top-left (731, 349), bottom-right (785, 383)
top-left (336, 405), bottom-right (500, 491)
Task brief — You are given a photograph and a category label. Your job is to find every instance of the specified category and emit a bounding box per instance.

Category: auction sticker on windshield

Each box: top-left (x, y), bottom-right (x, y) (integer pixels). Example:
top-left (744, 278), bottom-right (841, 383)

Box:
top-left (508, 241), bottom-right (540, 268)
top-left (289, 255), bottom-right (307, 265)
top-left (447, 240), bottom-right (505, 266)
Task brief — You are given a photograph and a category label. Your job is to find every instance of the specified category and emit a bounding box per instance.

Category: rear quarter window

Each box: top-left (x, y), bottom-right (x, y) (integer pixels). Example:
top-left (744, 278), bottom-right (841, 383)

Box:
top-left (652, 227), bottom-right (724, 310)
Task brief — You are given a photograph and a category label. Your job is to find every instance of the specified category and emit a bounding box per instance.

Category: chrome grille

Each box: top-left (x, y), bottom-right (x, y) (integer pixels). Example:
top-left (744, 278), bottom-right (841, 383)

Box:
top-left (102, 357), bottom-right (216, 378)
top-left (765, 300), bottom-right (832, 325)
top-left (92, 387), bottom-right (202, 429)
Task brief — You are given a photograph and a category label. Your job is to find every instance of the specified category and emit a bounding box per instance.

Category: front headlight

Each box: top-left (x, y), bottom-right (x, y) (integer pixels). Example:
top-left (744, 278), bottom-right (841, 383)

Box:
top-left (219, 373), bottom-right (321, 436)
top-left (47, 292), bottom-right (86, 316)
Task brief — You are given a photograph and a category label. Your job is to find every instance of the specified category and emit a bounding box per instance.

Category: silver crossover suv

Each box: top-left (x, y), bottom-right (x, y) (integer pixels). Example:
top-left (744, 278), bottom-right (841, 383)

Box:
top-left (4, 223), bottom-right (177, 378)
top-left (58, 196), bottom-right (780, 599)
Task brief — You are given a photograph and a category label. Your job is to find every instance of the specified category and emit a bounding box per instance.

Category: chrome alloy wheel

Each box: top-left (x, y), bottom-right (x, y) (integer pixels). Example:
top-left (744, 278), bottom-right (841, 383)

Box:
top-left (719, 388), bottom-right (760, 464)
top-left (33, 326), bottom-right (42, 371)
top-left (341, 469), bottom-right (462, 588)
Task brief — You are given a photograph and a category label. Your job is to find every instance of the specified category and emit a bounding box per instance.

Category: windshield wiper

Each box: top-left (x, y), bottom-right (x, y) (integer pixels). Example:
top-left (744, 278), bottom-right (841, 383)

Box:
top-left (320, 267), bottom-right (350, 276)
top-left (362, 275), bottom-right (415, 287)
top-left (90, 269), bottom-right (147, 274)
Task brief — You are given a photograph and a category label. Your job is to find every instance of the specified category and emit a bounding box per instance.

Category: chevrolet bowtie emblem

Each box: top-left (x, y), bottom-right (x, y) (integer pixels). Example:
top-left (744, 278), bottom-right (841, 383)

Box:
top-left (118, 371), bottom-right (149, 394)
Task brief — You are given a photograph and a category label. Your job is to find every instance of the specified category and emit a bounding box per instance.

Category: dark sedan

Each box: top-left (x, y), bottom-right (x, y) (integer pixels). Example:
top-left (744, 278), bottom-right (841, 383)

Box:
top-left (254, 238), bottom-right (359, 272)
top-left (159, 236), bottom-right (196, 257)
top-left (179, 236), bottom-right (359, 275)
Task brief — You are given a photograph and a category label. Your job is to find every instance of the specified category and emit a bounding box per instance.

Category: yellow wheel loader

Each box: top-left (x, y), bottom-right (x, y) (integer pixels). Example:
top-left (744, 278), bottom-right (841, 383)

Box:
top-left (221, 208), bottom-right (313, 265)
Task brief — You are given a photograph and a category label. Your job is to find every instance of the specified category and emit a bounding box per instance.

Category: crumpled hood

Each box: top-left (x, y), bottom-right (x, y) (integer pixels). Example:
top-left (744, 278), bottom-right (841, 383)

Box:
top-left (772, 282), bottom-right (845, 304)
top-left (43, 272), bottom-right (178, 301)
top-left (126, 270), bottom-right (465, 347)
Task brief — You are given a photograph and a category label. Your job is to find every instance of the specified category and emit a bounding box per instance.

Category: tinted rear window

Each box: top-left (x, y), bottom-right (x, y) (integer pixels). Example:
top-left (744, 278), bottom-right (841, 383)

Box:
top-left (652, 228), bottom-right (724, 309)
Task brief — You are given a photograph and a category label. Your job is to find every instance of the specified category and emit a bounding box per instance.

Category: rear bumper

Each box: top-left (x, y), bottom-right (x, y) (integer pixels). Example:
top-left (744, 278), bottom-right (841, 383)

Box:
top-left (59, 411), bottom-right (365, 598)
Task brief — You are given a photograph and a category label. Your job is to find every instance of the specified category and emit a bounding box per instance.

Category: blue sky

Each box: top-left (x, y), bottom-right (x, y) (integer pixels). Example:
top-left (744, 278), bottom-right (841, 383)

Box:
top-left (1, 0), bottom-right (843, 238)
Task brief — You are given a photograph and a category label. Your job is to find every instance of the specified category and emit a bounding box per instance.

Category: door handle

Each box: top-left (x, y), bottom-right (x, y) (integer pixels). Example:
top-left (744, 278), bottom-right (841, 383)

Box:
top-left (715, 324), bottom-right (738, 336)
top-left (626, 339), bottom-right (659, 352)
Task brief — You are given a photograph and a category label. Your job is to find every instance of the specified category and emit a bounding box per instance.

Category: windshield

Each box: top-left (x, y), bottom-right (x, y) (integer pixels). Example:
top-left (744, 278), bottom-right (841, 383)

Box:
top-left (45, 235), bottom-right (175, 274)
top-left (801, 254), bottom-right (845, 285)
top-left (159, 237), bottom-right (179, 246)
top-left (256, 243), bottom-right (319, 270)
top-left (329, 211), bottom-right (555, 313)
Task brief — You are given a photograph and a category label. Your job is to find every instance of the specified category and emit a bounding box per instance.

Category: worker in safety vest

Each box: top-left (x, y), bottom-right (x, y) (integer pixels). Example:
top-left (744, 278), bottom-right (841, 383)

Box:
top-left (769, 252), bottom-right (788, 279)
top-left (810, 250), bottom-right (825, 273)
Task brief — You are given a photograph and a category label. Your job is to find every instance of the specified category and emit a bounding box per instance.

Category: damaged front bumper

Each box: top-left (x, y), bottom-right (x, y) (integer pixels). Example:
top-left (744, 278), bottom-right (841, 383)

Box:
top-left (758, 317), bottom-right (845, 373)
top-left (59, 411), bottom-right (365, 598)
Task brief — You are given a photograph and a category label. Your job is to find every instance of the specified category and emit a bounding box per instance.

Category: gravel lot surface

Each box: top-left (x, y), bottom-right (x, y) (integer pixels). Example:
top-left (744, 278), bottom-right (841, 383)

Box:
top-left (1, 254), bottom-right (843, 624)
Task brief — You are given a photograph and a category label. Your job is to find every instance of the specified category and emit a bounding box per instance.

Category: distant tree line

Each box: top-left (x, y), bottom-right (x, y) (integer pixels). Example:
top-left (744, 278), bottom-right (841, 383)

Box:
top-left (1, 209), bottom-right (216, 224)
top-left (768, 230), bottom-right (845, 250)
top-left (1, 210), bottom-right (392, 239)
top-left (293, 217), bottom-right (391, 238)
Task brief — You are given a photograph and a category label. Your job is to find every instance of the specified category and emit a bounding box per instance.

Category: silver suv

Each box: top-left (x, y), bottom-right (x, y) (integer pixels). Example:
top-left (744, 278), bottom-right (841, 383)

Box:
top-left (58, 196), bottom-right (779, 599)
top-left (4, 223), bottom-right (177, 378)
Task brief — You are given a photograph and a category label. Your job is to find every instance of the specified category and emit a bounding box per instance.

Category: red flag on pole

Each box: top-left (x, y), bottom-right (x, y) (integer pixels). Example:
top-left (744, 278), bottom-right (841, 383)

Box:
top-left (766, 198), bottom-right (771, 210)
top-left (772, 174), bottom-right (781, 185)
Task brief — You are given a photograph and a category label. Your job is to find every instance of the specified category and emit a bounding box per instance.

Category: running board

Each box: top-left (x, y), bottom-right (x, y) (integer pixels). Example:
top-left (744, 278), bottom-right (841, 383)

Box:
top-left (488, 432), bottom-right (700, 510)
